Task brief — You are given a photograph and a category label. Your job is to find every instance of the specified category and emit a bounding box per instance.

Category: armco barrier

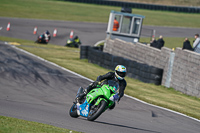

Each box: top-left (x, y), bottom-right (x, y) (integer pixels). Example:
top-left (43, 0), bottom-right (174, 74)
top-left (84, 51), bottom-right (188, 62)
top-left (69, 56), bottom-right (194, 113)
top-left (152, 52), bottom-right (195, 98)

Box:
top-left (80, 45), bottom-right (163, 85)
top-left (64, 0), bottom-right (200, 13)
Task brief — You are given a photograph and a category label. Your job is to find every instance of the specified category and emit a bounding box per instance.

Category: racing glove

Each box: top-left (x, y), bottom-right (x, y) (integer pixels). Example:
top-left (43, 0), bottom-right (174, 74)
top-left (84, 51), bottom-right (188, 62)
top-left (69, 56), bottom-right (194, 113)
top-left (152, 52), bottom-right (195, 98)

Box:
top-left (84, 81), bottom-right (101, 94)
top-left (109, 93), bottom-right (120, 102)
top-left (92, 81), bottom-right (101, 87)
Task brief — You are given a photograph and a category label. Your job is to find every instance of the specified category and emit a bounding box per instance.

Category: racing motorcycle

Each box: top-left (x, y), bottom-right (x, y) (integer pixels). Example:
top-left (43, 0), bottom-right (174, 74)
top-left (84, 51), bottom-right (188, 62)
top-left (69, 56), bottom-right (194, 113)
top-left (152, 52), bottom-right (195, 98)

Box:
top-left (35, 34), bottom-right (50, 44)
top-left (69, 80), bottom-right (119, 121)
top-left (65, 36), bottom-right (81, 48)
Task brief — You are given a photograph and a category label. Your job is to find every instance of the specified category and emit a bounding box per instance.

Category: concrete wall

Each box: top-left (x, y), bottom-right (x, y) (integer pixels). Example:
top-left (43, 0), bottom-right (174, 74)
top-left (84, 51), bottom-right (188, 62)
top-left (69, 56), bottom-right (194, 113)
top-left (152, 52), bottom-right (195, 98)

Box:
top-left (104, 38), bottom-right (200, 97)
top-left (171, 48), bottom-right (200, 97)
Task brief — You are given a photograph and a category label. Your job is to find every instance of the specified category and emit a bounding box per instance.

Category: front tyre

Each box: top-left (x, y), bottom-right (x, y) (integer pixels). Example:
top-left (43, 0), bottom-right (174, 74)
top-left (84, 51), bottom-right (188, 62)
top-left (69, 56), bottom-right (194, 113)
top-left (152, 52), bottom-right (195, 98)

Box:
top-left (69, 103), bottom-right (79, 118)
top-left (87, 100), bottom-right (107, 121)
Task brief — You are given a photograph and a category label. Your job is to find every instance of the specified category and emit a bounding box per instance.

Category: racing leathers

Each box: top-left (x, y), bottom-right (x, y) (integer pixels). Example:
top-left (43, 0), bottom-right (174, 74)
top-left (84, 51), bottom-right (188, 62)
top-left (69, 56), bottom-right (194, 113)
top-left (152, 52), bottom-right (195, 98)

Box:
top-left (84, 72), bottom-right (127, 102)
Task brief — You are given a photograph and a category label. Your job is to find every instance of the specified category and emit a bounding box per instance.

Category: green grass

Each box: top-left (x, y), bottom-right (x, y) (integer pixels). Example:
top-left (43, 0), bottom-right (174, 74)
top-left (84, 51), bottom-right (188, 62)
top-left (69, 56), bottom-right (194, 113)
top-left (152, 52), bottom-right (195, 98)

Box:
top-left (0, 0), bottom-right (200, 28)
top-left (1, 36), bottom-right (200, 121)
top-left (0, 116), bottom-right (81, 133)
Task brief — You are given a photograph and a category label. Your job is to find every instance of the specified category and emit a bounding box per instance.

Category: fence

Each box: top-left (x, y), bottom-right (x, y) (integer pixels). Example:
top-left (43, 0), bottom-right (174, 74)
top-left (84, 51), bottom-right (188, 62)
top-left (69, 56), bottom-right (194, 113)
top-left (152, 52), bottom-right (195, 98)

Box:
top-left (64, 0), bottom-right (200, 13)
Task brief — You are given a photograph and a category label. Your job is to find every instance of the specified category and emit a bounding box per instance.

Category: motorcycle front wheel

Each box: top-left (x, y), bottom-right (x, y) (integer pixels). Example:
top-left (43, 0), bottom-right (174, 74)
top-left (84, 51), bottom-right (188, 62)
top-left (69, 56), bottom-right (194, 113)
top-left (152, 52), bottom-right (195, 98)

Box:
top-left (87, 100), bottom-right (107, 121)
top-left (69, 103), bottom-right (79, 118)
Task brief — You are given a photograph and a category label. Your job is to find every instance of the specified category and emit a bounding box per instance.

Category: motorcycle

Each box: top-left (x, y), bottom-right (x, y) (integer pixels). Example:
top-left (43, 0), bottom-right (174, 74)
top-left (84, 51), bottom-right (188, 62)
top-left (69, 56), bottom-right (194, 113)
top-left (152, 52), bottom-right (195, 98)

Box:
top-left (69, 80), bottom-right (119, 121)
top-left (35, 34), bottom-right (50, 44)
top-left (65, 36), bottom-right (81, 48)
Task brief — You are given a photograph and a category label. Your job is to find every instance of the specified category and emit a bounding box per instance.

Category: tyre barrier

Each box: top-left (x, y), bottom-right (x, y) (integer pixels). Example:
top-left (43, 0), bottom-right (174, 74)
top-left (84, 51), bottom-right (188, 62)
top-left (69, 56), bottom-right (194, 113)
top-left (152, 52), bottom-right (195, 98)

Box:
top-left (80, 46), bottom-right (163, 85)
top-left (64, 0), bottom-right (200, 13)
top-left (80, 45), bottom-right (89, 59)
top-left (139, 63), bottom-right (163, 75)
top-left (102, 53), bottom-right (113, 69)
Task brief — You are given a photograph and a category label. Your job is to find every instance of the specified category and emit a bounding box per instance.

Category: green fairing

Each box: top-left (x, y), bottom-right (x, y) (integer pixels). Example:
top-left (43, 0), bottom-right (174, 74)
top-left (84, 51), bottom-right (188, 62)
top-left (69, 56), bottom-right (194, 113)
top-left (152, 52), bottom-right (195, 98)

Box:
top-left (86, 84), bottom-right (115, 109)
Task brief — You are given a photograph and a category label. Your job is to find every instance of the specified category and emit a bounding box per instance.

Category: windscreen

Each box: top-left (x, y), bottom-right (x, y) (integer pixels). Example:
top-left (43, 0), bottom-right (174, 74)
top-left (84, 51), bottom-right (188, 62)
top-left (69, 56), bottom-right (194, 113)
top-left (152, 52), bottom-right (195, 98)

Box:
top-left (108, 80), bottom-right (119, 93)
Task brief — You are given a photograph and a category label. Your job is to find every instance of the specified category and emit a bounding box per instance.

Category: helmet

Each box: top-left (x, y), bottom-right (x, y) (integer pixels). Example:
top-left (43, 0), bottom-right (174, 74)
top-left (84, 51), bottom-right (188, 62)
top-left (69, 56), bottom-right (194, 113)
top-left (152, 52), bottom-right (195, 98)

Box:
top-left (46, 30), bottom-right (50, 35)
top-left (74, 36), bottom-right (78, 40)
top-left (115, 65), bottom-right (127, 80)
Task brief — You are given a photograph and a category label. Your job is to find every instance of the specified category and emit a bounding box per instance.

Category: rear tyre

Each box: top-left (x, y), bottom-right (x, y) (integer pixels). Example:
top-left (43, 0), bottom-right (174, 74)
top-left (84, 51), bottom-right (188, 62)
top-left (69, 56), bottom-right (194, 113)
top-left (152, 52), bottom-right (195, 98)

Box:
top-left (87, 100), bottom-right (107, 121)
top-left (69, 103), bottom-right (79, 118)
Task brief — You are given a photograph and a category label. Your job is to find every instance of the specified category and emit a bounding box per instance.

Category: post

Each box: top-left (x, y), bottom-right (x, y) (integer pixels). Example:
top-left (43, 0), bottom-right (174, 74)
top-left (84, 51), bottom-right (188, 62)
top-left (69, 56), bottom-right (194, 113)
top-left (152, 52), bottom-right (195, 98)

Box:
top-left (165, 49), bottom-right (175, 88)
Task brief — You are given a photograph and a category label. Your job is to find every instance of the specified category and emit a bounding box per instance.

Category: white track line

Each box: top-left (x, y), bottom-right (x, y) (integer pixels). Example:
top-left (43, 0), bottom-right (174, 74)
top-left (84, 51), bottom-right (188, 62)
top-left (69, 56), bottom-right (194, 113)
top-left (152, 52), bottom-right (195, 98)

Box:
top-left (5, 42), bottom-right (200, 123)
top-left (94, 40), bottom-right (105, 46)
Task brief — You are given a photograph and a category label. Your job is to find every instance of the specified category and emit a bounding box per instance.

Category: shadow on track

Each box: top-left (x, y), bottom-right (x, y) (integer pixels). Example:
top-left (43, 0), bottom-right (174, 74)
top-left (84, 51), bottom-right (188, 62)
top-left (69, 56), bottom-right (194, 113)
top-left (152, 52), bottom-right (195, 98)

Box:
top-left (94, 120), bottom-right (161, 133)
top-left (0, 43), bottom-right (69, 87)
top-left (76, 117), bottom-right (161, 133)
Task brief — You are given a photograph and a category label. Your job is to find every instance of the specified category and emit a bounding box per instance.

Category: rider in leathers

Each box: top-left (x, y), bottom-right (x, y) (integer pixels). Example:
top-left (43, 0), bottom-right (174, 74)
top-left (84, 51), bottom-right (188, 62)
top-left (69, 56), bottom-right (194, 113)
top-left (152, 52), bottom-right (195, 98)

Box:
top-left (81, 65), bottom-right (127, 109)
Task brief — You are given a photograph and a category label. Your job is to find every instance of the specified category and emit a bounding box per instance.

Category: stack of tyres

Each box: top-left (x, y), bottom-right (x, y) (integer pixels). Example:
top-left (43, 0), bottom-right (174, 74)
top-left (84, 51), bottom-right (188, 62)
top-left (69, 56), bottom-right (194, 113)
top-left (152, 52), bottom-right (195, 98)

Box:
top-left (88, 47), bottom-right (98, 64)
top-left (122, 58), bottom-right (131, 70)
top-left (128, 61), bottom-right (140, 80)
top-left (87, 47), bottom-right (94, 63)
top-left (127, 61), bottom-right (138, 78)
top-left (66, 0), bottom-right (200, 13)
top-left (80, 46), bottom-right (163, 85)
top-left (111, 56), bottom-right (130, 70)
top-left (95, 50), bottom-right (103, 66)
top-left (139, 64), bottom-right (163, 85)
top-left (102, 53), bottom-right (113, 69)
top-left (131, 69), bottom-right (140, 80)
top-left (80, 46), bottom-right (89, 59)
top-left (127, 61), bottom-right (163, 85)
top-left (88, 47), bottom-right (104, 66)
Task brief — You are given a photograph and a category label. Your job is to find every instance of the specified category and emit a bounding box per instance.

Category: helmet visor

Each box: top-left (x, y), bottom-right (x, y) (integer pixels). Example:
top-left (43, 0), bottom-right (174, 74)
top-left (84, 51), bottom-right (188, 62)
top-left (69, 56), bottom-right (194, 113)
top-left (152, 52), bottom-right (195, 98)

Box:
top-left (116, 71), bottom-right (126, 78)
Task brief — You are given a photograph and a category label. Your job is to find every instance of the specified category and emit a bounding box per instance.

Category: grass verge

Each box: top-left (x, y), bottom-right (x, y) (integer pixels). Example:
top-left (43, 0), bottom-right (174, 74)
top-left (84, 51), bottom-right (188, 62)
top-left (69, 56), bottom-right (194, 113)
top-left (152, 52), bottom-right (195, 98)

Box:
top-left (1, 36), bottom-right (200, 122)
top-left (0, 116), bottom-right (81, 133)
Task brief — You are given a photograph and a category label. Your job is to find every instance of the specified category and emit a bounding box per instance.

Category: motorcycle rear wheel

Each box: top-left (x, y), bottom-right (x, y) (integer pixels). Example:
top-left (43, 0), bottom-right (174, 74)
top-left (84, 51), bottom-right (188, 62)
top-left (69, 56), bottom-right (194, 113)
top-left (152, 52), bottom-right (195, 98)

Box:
top-left (69, 103), bottom-right (79, 118)
top-left (87, 100), bottom-right (107, 121)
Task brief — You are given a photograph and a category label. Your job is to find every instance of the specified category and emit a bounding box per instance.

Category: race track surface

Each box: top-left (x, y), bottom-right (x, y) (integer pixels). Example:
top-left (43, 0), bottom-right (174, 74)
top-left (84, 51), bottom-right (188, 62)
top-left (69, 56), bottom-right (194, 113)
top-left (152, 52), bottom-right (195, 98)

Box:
top-left (0, 17), bottom-right (107, 46)
top-left (0, 18), bottom-right (200, 133)
top-left (1, 17), bottom-right (200, 46)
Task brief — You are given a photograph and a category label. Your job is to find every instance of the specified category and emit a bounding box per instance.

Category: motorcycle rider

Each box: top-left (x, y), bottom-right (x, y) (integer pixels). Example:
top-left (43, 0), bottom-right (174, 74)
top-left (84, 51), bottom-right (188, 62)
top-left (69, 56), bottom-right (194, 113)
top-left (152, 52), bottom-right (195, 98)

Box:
top-left (73, 36), bottom-right (81, 47)
top-left (66, 36), bottom-right (81, 48)
top-left (38, 30), bottom-right (51, 43)
top-left (79, 65), bottom-right (127, 109)
top-left (45, 30), bottom-right (51, 41)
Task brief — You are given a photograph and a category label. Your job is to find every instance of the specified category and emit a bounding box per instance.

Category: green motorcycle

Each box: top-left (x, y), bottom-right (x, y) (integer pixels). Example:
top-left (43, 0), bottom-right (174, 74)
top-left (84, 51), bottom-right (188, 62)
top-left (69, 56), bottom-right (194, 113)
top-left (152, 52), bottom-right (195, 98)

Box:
top-left (69, 80), bottom-right (119, 121)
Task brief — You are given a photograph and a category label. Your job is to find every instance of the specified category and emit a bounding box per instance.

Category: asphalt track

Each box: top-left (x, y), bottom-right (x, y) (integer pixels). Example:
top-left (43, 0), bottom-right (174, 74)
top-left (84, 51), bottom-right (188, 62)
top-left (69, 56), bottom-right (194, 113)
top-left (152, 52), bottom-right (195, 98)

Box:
top-left (0, 17), bottom-right (200, 133)
top-left (1, 17), bottom-right (200, 46)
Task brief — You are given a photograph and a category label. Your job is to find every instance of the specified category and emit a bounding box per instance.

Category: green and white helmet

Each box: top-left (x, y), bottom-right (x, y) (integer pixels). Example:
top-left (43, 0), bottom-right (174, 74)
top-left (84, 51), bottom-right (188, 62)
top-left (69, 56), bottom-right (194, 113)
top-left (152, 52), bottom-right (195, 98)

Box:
top-left (115, 65), bottom-right (127, 80)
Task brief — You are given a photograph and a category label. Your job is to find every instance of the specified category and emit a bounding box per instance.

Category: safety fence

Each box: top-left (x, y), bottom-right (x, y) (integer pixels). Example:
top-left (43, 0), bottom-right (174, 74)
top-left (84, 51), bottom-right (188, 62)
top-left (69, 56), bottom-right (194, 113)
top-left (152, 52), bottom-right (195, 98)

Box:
top-left (64, 0), bottom-right (200, 13)
top-left (80, 46), bottom-right (163, 85)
